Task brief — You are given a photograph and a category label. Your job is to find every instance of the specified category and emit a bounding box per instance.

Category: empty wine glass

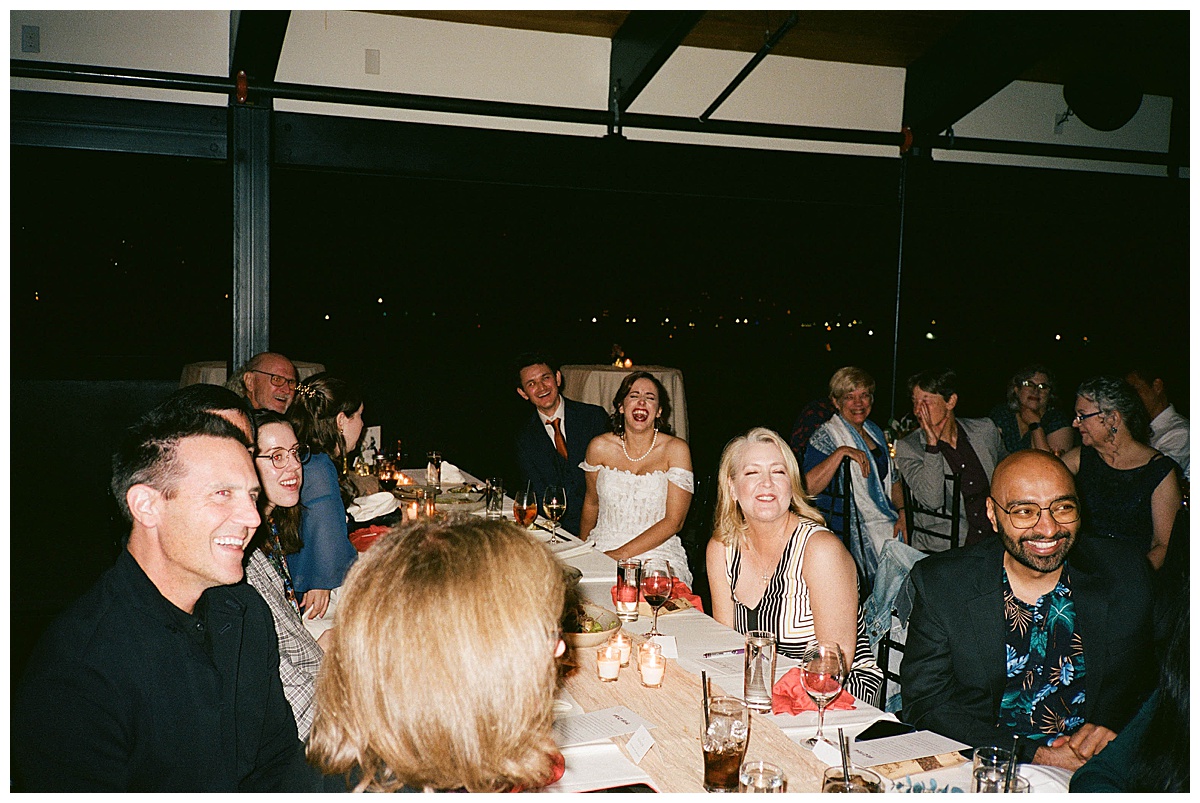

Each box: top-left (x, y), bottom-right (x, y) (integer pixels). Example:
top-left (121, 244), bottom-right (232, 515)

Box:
top-left (799, 641), bottom-right (847, 748)
top-left (542, 485), bottom-right (566, 539)
top-left (640, 559), bottom-right (674, 637)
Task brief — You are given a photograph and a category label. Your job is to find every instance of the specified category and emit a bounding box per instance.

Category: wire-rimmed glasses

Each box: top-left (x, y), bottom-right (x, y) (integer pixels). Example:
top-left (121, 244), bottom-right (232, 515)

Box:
top-left (250, 369), bottom-right (298, 390)
top-left (255, 443), bottom-right (311, 469)
top-left (988, 497), bottom-right (1079, 530)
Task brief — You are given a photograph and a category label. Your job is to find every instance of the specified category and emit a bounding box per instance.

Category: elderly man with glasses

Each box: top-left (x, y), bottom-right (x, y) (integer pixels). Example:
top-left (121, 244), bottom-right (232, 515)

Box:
top-left (900, 450), bottom-right (1154, 771)
top-left (226, 352), bottom-right (299, 413)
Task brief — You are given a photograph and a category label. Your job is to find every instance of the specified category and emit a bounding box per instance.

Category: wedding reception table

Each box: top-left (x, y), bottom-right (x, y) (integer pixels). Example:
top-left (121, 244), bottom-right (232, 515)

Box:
top-left (357, 464), bottom-right (1069, 793)
top-left (559, 364), bottom-right (689, 442)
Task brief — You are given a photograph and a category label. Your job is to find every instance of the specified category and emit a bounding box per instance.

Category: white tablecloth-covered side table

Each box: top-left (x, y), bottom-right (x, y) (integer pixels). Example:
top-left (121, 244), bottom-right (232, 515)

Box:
top-left (179, 360), bottom-right (326, 388)
top-left (559, 364), bottom-right (689, 443)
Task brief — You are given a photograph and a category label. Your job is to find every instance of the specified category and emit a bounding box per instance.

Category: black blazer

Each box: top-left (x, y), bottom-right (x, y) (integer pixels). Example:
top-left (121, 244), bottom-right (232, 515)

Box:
top-left (515, 397), bottom-right (610, 537)
top-left (900, 535), bottom-right (1154, 763)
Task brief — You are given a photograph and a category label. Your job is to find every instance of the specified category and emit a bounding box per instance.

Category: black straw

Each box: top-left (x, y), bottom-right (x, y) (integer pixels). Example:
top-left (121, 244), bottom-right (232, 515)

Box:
top-left (701, 671), bottom-right (711, 733)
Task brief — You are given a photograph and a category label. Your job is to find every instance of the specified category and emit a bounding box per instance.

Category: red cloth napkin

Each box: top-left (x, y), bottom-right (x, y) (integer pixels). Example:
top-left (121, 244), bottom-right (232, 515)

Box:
top-left (609, 577), bottom-right (704, 614)
top-left (771, 667), bottom-right (857, 715)
top-left (348, 524), bottom-right (391, 552)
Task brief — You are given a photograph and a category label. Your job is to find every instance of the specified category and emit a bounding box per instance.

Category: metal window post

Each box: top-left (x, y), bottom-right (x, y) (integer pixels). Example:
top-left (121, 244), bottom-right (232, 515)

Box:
top-left (231, 100), bottom-right (271, 368)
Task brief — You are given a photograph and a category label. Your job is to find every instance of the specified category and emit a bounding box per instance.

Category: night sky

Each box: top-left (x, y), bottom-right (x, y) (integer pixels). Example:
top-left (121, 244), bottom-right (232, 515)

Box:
top-left (12, 144), bottom-right (1190, 483)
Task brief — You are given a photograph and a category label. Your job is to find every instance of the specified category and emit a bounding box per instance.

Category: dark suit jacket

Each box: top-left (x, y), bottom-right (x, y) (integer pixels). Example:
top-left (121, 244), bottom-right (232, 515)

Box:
top-left (900, 535), bottom-right (1154, 763)
top-left (516, 397), bottom-right (610, 537)
top-left (12, 549), bottom-right (316, 792)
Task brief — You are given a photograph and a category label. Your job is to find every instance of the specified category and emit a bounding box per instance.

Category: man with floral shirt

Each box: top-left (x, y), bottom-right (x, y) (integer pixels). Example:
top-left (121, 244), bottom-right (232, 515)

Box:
top-left (900, 450), bottom-right (1154, 769)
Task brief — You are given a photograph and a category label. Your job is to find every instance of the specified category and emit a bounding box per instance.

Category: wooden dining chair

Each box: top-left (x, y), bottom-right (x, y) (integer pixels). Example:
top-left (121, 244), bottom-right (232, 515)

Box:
top-left (901, 472), bottom-right (962, 551)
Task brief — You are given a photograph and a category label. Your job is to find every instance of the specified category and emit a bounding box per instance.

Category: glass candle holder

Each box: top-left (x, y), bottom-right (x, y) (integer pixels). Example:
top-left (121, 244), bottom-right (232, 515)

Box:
top-left (607, 632), bottom-right (633, 667)
top-left (638, 642), bottom-right (666, 688)
top-left (596, 645), bottom-right (622, 682)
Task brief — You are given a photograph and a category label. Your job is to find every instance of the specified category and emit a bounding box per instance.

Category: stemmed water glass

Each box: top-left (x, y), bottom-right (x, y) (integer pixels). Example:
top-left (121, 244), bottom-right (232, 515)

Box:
top-left (542, 485), bottom-right (566, 539)
top-left (799, 641), bottom-right (847, 748)
top-left (640, 559), bottom-right (674, 637)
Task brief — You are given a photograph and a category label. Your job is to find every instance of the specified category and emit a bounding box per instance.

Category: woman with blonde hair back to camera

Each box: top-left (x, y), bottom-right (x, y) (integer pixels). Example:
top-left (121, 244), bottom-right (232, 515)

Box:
top-left (308, 516), bottom-right (568, 792)
top-left (707, 427), bottom-right (882, 702)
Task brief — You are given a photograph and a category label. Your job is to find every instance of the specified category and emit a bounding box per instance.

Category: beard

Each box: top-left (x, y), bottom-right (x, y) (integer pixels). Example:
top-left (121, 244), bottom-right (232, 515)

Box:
top-left (996, 519), bottom-right (1076, 574)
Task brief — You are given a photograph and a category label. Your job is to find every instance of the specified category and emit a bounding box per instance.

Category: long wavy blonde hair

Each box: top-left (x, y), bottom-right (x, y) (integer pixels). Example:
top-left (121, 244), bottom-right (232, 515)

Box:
top-left (711, 427), bottom-right (825, 549)
top-left (308, 516), bottom-right (566, 792)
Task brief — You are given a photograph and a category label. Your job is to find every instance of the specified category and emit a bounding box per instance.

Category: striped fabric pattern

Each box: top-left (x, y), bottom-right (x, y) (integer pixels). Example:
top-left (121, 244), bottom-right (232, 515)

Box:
top-left (726, 519), bottom-right (883, 703)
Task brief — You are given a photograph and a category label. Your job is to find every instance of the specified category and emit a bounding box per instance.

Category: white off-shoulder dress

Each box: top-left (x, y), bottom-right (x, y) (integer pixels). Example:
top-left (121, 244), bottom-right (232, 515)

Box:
top-left (580, 462), bottom-right (694, 586)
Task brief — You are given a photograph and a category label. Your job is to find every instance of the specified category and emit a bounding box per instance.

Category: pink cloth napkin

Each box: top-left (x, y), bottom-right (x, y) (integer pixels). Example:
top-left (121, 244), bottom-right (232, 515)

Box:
top-left (609, 578), bottom-right (704, 614)
top-left (771, 667), bottom-right (857, 715)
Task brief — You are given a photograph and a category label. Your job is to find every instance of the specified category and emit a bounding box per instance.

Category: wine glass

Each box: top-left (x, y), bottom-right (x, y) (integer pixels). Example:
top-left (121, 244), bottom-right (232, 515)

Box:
top-left (513, 482), bottom-right (538, 530)
top-left (640, 559), bottom-right (674, 637)
top-left (542, 485), bottom-right (566, 539)
top-left (799, 641), bottom-right (847, 748)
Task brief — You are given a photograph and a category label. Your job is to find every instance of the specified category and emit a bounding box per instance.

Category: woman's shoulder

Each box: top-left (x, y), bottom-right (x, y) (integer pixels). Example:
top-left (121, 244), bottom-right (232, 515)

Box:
top-left (661, 433), bottom-right (692, 462)
top-left (585, 432), bottom-right (621, 457)
top-left (796, 523), bottom-right (853, 566)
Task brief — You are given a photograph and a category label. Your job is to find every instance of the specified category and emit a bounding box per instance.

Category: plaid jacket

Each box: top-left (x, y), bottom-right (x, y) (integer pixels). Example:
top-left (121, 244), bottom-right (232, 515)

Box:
top-left (245, 550), bottom-right (323, 738)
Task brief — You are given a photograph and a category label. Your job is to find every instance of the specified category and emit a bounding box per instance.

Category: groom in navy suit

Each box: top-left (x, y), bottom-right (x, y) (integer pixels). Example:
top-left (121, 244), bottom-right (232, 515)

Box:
top-left (514, 352), bottom-right (610, 537)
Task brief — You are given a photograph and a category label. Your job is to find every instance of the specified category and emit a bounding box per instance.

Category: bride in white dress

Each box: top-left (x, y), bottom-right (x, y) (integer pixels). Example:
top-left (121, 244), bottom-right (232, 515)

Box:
top-left (579, 372), bottom-right (694, 586)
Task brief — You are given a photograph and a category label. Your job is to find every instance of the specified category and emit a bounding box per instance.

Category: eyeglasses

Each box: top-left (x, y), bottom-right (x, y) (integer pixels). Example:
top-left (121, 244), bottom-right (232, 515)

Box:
top-left (1019, 380), bottom-right (1050, 391)
top-left (1073, 410), bottom-right (1104, 424)
top-left (256, 443), bottom-right (311, 469)
top-left (251, 369), bottom-right (298, 390)
top-left (989, 496), bottom-right (1080, 529)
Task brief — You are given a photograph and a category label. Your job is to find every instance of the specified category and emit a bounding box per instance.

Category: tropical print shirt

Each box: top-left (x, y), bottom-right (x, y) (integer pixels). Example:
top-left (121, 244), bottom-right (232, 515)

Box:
top-left (997, 566), bottom-right (1086, 744)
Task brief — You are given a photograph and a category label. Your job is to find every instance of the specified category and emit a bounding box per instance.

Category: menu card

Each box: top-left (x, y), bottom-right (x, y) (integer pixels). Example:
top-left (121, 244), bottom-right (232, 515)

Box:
top-left (552, 706), bottom-right (657, 748)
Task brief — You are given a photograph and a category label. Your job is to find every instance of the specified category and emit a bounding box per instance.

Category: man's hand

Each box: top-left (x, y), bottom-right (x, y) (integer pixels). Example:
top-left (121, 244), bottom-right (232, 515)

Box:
top-left (1032, 738), bottom-right (1086, 771)
top-left (915, 400), bottom-right (948, 447)
top-left (300, 588), bottom-right (331, 619)
top-left (1066, 723), bottom-right (1117, 760)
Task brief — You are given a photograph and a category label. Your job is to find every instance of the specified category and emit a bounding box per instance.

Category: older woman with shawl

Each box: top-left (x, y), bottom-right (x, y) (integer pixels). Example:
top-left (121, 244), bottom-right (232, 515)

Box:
top-left (803, 367), bottom-right (906, 588)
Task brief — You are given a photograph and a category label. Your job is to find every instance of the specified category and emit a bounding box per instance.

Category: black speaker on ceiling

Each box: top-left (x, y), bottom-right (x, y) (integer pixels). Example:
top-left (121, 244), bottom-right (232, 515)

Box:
top-left (1063, 69), bottom-right (1144, 132)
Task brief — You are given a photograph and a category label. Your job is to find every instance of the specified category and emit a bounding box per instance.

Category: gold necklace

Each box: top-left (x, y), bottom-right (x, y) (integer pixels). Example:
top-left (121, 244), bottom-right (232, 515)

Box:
top-left (745, 515), bottom-right (794, 584)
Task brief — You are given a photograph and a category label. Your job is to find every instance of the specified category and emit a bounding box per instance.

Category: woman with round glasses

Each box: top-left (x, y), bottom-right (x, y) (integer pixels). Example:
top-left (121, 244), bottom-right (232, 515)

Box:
top-left (245, 410), bottom-right (325, 737)
top-left (987, 364), bottom-right (1074, 455)
top-left (1060, 376), bottom-right (1182, 570)
top-left (286, 373), bottom-right (365, 638)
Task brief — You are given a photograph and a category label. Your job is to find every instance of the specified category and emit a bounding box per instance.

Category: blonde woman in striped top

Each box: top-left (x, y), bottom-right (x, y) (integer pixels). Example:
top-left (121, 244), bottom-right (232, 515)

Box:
top-left (706, 427), bottom-right (882, 702)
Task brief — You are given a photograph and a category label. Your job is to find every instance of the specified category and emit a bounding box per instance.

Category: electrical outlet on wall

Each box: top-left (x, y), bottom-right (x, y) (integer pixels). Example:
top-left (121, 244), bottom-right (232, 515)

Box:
top-left (21, 25), bottom-right (40, 53)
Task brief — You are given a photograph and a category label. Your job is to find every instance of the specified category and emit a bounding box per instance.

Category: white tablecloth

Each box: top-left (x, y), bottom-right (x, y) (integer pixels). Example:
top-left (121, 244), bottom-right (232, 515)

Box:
top-left (179, 359), bottom-right (326, 388)
top-left (559, 364), bottom-right (689, 442)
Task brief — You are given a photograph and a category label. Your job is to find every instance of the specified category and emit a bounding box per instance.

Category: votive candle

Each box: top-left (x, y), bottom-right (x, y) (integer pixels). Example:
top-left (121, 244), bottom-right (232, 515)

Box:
top-left (639, 653), bottom-right (665, 688)
top-left (608, 632), bottom-right (633, 667)
top-left (597, 645), bottom-right (621, 682)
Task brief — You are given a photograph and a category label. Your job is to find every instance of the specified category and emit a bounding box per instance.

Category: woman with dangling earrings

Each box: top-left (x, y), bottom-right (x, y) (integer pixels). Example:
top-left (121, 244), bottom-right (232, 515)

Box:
top-left (1061, 376), bottom-right (1182, 570)
top-left (286, 372), bottom-right (365, 638)
top-left (578, 371), bottom-right (694, 585)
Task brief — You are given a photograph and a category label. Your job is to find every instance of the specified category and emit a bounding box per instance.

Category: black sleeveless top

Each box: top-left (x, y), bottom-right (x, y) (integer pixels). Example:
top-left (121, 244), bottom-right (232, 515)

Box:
top-left (1076, 446), bottom-right (1178, 553)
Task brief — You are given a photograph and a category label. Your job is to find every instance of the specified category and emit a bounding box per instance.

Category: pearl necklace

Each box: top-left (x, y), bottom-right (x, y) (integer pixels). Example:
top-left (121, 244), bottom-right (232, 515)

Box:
top-left (622, 428), bottom-right (658, 462)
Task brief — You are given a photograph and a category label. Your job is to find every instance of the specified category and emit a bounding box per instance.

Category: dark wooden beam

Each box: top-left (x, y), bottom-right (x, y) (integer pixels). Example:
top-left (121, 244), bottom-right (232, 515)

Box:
top-left (610, 11), bottom-right (704, 113)
top-left (229, 10), bottom-right (291, 83)
top-left (902, 11), bottom-right (1072, 144)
